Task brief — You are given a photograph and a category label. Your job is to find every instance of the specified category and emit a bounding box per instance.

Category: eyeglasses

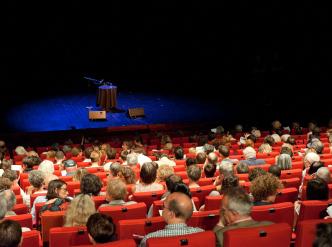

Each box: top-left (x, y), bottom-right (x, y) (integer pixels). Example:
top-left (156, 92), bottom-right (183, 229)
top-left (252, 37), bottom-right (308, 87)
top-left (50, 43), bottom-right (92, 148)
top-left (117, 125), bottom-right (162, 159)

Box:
top-left (60, 187), bottom-right (68, 192)
top-left (161, 203), bottom-right (171, 211)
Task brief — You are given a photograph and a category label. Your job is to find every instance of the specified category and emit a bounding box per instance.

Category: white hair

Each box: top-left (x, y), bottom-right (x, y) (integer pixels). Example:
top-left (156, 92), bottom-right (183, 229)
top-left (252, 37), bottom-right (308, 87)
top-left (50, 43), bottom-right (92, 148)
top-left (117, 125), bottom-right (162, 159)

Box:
top-left (38, 160), bottom-right (54, 176)
top-left (316, 167), bottom-right (331, 184)
top-left (126, 153), bottom-right (138, 167)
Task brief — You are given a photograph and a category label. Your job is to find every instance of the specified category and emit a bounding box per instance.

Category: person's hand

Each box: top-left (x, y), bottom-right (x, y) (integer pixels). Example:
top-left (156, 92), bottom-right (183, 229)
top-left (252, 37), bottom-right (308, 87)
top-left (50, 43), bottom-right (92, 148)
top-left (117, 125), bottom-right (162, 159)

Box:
top-left (26, 186), bottom-right (34, 195)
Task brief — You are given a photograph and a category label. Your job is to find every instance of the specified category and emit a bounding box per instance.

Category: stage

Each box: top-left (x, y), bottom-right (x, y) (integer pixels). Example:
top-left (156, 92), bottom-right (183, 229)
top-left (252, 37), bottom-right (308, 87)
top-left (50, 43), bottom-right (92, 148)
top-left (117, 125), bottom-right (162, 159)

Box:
top-left (2, 91), bottom-right (231, 133)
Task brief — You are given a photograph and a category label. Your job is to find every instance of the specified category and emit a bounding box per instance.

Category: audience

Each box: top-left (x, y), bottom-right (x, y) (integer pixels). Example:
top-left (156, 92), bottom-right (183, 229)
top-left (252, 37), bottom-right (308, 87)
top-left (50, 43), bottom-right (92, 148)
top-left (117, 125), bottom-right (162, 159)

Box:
top-left (134, 162), bottom-right (163, 193)
top-left (87, 213), bottom-right (116, 244)
top-left (0, 220), bottom-right (22, 247)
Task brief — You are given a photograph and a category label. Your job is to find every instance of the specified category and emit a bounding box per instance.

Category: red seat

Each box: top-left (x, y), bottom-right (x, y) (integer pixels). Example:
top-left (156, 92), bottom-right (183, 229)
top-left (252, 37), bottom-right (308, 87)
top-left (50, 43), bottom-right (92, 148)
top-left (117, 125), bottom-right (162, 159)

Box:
top-left (92, 196), bottom-right (107, 209)
top-left (295, 218), bottom-right (332, 247)
top-left (30, 193), bottom-right (47, 209)
top-left (301, 184), bottom-right (332, 200)
top-left (298, 200), bottom-right (329, 223)
top-left (12, 203), bottom-right (28, 215)
top-left (275, 187), bottom-right (298, 203)
top-left (223, 223), bottom-right (292, 247)
top-left (188, 210), bottom-right (220, 230)
top-left (280, 169), bottom-right (302, 180)
top-left (174, 160), bottom-right (186, 166)
top-left (41, 211), bottom-right (66, 242)
top-left (237, 173), bottom-right (249, 182)
top-left (75, 239), bottom-right (137, 247)
top-left (204, 195), bottom-right (223, 211)
top-left (67, 181), bottom-right (81, 196)
top-left (49, 226), bottom-right (90, 247)
top-left (118, 216), bottom-right (166, 240)
top-left (190, 185), bottom-right (216, 207)
top-left (248, 164), bottom-right (271, 171)
top-left (251, 202), bottom-right (294, 227)
top-left (6, 213), bottom-right (33, 229)
top-left (281, 178), bottom-right (301, 189)
top-left (146, 230), bottom-right (215, 247)
top-left (152, 197), bottom-right (200, 217)
top-left (132, 190), bottom-right (166, 209)
top-left (13, 185), bottom-right (21, 195)
top-left (21, 230), bottom-right (42, 247)
top-left (16, 195), bottom-right (23, 204)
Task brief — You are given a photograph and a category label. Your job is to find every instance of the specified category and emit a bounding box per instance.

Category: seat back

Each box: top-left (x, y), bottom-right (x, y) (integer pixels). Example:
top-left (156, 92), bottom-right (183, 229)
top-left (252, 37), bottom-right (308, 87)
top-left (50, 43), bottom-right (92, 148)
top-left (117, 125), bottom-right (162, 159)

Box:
top-left (49, 226), bottom-right (90, 247)
top-left (274, 187), bottom-right (298, 203)
top-left (204, 195), bottom-right (223, 211)
top-left (146, 231), bottom-right (215, 247)
top-left (75, 239), bottom-right (137, 247)
top-left (6, 214), bottom-right (33, 229)
top-left (152, 197), bottom-right (200, 217)
top-left (188, 210), bottom-right (219, 230)
top-left (22, 230), bottom-right (42, 247)
top-left (41, 211), bottom-right (66, 242)
top-left (251, 202), bottom-right (294, 227)
top-left (281, 178), bottom-right (301, 189)
top-left (223, 223), bottom-right (292, 247)
top-left (132, 191), bottom-right (165, 209)
top-left (190, 185), bottom-right (216, 207)
top-left (298, 200), bottom-right (328, 222)
top-left (12, 204), bottom-right (29, 215)
top-left (295, 218), bottom-right (332, 247)
top-left (118, 216), bottom-right (166, 240)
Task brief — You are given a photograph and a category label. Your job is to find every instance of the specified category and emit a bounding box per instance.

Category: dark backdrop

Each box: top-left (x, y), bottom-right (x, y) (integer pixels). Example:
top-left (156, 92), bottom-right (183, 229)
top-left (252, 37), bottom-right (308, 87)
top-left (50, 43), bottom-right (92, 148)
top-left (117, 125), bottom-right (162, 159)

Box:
top-left (2, 2), bottom-right (332, 128)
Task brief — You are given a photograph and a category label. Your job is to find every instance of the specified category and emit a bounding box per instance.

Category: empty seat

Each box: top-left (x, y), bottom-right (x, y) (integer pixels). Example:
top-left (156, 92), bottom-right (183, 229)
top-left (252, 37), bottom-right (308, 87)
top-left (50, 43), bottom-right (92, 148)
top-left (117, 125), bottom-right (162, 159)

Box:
top-left (132, 191), bottom-right (165, 209)
top-left (223, 223), bottom-right (292, 247)
top-left (146, 230), bottom-right (215, 247)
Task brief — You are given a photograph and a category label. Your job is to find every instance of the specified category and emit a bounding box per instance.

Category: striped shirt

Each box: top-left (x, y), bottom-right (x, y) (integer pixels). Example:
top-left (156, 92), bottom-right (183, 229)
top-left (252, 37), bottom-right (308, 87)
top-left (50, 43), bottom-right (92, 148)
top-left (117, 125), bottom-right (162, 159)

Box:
top-left (139, 223), bottom-right (204, 247)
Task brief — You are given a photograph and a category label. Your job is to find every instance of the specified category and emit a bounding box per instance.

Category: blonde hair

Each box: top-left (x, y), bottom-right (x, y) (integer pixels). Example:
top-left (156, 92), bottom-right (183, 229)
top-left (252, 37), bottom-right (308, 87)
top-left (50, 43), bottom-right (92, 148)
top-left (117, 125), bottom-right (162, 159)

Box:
top-left (156, 165), bottom-right (174, 182)
top-left (73, 168), bottom-right (88, 182)
top-left (106, 178), bottom-right (127, 201)
top-left (64, 194), bottom-right (96, 227)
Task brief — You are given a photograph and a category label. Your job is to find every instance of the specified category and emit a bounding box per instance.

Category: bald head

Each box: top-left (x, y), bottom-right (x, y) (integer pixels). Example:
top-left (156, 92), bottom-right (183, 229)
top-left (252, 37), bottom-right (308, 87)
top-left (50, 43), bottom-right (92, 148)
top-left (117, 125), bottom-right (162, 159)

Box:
top-left (165, 192), bottom-right (193, 221)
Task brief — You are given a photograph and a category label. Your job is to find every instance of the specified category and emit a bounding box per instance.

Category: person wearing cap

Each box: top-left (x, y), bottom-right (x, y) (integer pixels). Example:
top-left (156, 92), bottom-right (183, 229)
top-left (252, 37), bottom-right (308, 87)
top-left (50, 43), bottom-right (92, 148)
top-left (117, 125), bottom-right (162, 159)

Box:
top-left (61, 159), bottom-right (78, 176)
top-left (242, 147), bottom-right (265, 166)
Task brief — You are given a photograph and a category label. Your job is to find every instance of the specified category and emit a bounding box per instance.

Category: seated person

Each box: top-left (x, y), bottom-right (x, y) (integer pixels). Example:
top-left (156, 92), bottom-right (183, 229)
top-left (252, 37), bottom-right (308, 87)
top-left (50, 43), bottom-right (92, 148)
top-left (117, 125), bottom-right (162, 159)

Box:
top-left (236, 161), bottom-right (249, 175)
top-left (0, 220), bottom-right (22, 247)
top-left (72, 168), bottom-right (88, 182)
top-left (80, 174), bottom-right (103, 196)
top-left (248, 167), bottom-right (267, 182)
top-left (139, 192), bottom-right (204, 247)
top-left (250, 174), bottom-right (283, 206)
top-left (22, 156), bottom-right (41, 173)
top-left (313, 222), bottom-right (332, 247)
top-left (213, 187), bottom-right (272, 247)
top-left (134, 162), bottom-right (163, 193)
top-left (0, 189), bottom-right (16, 216)
top-left (26, 170), bottom-right (46, 196)
top-left (204, 163), bottom-right (217, 178)
top-left (64, 194), bottom-right (96, 227)
top-left (100, 178), bottom-right (137, 207)
top-left (156, 165), bottom-right (174, 183)
top-left (2, 170), bottom-right (29, 207)
top-left (118, 166), bottom-right (137, 185)
top-left (187, 165), bottom-right (201, 188)
top-left (61, 159), bottom-right (77, 176)
top-left (276, 153), bottom-right (292, 170)
top-left (268, 165), bottom-right (281, 178)
top-left (87, 213), bottom-right (116, 244)
top-left (242, 147), bottom-right (265, 166)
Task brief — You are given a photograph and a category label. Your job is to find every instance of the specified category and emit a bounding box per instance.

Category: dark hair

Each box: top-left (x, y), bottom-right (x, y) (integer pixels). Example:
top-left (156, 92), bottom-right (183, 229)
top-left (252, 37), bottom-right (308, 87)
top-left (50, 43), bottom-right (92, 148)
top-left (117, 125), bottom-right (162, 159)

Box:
top-left (307, 178), bottom-right (329, 201)
top-left (286, 137), bottom-right (296, 146)
top-left (46, 179), bottom-right (67, 200)
top-left (2, 170), bottom-right (17, 182)
top-left (249, 167), bottom-right (267, 182)
top-left (0, 220), bottom-right (22, 247)
top-left (140, 162), bottom-right (158, 184)
top-left (204, 163), bottom-right (216, 178)
top-left (187, 165), bottom-right (201, 182)
top-left (87, 213), bottom-right (115, 244)
top-left (196, 152), bottom-right (207, 164)
top-left (247, 134), bottom-right (257, 143)
top-left (308, 161), bottom-right (325, 175)
top-left (268, 165), bottom-right (281, 178)
top-left (166, 174), bottom-right (183, 192)
top-left (264, 136), bottom-right (275, 146)
top-left (280, 146), bottom-right (293, 157)
top-left (221, 175), bottom-right (239, 192)
top-left (174, 146), bottom-right (184, 160)
top-left (80, 174), bottom-right (103, 196)
top-left (313, 222), bottom-right (332, 247)
top-left (172, 183), bottom-right (192, 198)
top-left (218, 145), bottom-right (230, 157)
top-left (186, 158), bottom-right (197, 167)
top-left (22, 156), bottom-right (41, 169)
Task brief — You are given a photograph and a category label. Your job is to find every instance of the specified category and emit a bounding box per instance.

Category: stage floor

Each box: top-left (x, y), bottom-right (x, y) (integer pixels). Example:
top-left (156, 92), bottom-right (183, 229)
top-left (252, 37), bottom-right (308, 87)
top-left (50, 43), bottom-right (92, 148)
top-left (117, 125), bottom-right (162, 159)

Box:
top-left (3, 91), bottom-right (231, 133)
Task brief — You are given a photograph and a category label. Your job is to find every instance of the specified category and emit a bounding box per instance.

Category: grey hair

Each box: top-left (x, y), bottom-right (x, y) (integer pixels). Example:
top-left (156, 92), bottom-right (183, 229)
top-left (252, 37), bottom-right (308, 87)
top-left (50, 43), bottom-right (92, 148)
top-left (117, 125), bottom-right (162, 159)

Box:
top-left (0, 190), bottom-right (16, 212)
top-left (0, 192), bottom-right (7, 219)
top-left (126, 153), bottom-right (138, 167)
top-left (28, 170), bottom-right (46, 188)
top-left (277, 153), bottom-right (292, 170)
top-left (316, 167), bottom-right (331, 184)
top-left (219, 161), bottom-right (234, 177)
top-left (225, 188), bottom-right (252, 216)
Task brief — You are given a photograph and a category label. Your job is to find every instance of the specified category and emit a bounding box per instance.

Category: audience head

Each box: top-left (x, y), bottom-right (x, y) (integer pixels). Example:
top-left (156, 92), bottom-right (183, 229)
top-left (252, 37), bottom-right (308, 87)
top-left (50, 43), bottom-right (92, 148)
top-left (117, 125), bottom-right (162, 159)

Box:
top-left (109, 162), bottom-right (121, 177)
top-left (0, 177), bottom-right (12, 192)
top-left (156, 165), bottom-right (174, 183)
top-left (162, 192), bottom-right (193, 224)
top-left (249, 167), bottom-right (267, 181)
top-left (280, 146), bottom-right (293, 157)
top-left (119, 166), bottom-right (136, 184)
top-left (63, 159), bottom-right (77, 173)
top-left (174, 146), bottom-right (184, 160)
top-left (14, 146), bottom-right (27, 156)
top-left (308, 139), bottom-right (324, 154)
top-left (38, 160), bottom-right (54, 177)
top-left (203, 144), bottom-right (215, 154)
top-left (250, 174), bottom-right (283, 203)
top-left (243, 147), bottom-right (257, 159)
top-left (0, 220), bottom-right (22, 247)
top-left (187, 165), bottom-right (201, 183)
top-left (87, 213), bottom-right (115, 244)
top-left (236, 161), bottom-right (249, 174)
top-left (126, 153), bottom-right (138, 167)
top-left (204, 163), bottom-right (217, 178)
top-left (106, 179), bottom-right (127, 201)
top-left (268, 165), bottom-right (281, 178)
top-left (264, 136), bottom-right (275, 146)
top-left (0, 189), bottom-right (16, 214)
top-left (304, 152), bottom-right (320, 168)
top-left (277, 153), bottom-right (292, 170)
top-left (28, 170), bottom-right (45, 190)
top-left (46, 179), bottom-right (68, 200)
top-left (80, 174), bottom-right (103, 196)
top-left (140, 162), bottom-right (158, 185)
top-left (219, 162), bottom-right (234, 177)
top-left (221, 175), bottom-right (239, 193)
top-left (73, 168), bottom-right (88, 182)
top-left (218, 145), bottom-right (230, 158)
top-left (64, 194), bottom-right (96, 227)
top-left (196, 152), bottom-right (207, 164)
top-left (165, 174), bottom-right (183, 193)
top-left (220, 187), bottom-right (252, 225)
top-left (313, 222), bottom-right (332, 247)
top-left (308, 161), bottom-right (325, 175)
top-left (258, 143), bottom-right (272, 153)
top-left (316, 167), bottom-right (331, 184)
top-left (185, 158), bottom-right (197, 167)
top-left (306, 178), bottom-right (329, 201)
top-left (22, 156), bottom-right (41, 171)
